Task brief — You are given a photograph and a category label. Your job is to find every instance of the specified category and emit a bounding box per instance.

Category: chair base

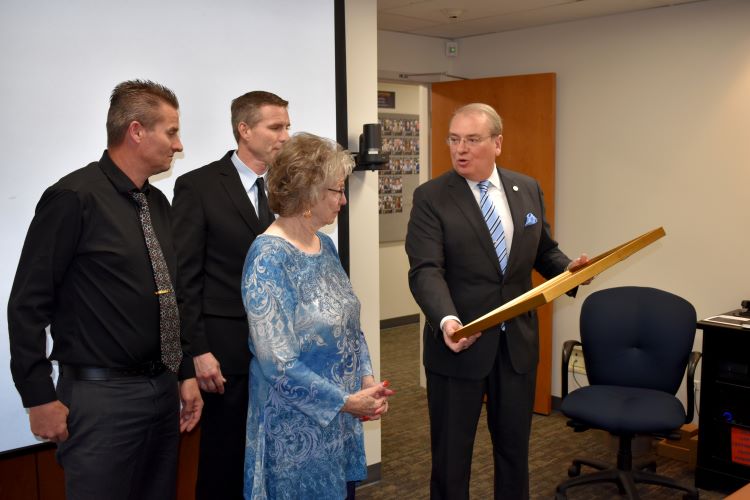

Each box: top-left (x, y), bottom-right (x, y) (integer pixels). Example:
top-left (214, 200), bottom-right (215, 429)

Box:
top-left (555, 435), bottom-right (699, 499)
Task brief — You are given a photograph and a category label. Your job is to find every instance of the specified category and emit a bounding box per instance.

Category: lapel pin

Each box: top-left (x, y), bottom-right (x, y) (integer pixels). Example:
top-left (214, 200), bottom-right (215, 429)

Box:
top-left (512, 185), bottom-right (519, 191)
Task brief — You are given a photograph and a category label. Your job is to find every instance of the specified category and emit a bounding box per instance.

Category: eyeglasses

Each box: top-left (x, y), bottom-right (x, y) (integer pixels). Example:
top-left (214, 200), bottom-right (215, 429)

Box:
top-left (327, 187), bottom-right (346, 198)
top-left (446, 135), bottom-right (496, 148)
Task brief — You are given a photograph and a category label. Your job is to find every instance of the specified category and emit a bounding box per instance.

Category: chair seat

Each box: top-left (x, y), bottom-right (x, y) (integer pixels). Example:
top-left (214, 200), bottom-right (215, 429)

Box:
top-left (561, 385), bottom-right (686, 434)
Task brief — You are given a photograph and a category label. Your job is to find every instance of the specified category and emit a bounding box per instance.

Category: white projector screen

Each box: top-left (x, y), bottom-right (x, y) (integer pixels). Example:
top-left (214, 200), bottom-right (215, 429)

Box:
top-left (0, 0), bottom-right (340, 454)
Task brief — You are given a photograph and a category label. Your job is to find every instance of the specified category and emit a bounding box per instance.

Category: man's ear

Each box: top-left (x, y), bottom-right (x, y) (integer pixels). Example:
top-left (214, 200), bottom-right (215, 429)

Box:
top-left (237, 121), bottom-right (252, 140)
top-left (494, 134), bottom-right (503, 155)
top-left (127, 120), bottom-right (144, 144)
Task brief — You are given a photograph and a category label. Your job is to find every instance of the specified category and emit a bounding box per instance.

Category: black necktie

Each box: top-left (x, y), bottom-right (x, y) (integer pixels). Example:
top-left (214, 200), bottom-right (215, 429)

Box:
top-left (255, 177), bottom-right (274, 230)
top-left (131, 192), bottom-right (182, 373)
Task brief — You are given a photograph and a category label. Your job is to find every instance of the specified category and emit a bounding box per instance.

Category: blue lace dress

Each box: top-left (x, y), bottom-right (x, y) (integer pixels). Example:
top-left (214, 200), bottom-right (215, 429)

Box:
top-left (241, 233), bottom-right (373, 500)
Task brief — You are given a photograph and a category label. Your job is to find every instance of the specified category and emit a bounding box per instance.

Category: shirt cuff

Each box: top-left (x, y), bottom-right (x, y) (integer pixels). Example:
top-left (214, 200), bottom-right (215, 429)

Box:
top-left (17, 378), bottom-right (58, 409)
top-left (439, 315), bottom-right (462, 333)
top-left (178, 355), bottom-right (196, 380)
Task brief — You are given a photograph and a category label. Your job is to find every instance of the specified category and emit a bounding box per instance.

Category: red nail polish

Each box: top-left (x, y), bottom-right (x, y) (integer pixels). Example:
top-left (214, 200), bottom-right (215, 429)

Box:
top-left (382, 380), bottom-right (390, 387)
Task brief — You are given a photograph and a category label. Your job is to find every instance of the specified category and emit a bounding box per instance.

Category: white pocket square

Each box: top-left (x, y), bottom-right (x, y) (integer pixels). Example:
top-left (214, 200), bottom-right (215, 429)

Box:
top-left (524, 213), bottom-right (538, 226)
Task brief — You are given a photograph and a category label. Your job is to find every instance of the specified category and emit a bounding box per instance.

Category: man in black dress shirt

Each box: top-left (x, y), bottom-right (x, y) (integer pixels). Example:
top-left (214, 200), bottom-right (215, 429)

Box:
top-left (8, 80), bottom-right (203, 500)
top-left (172, 91), bottom-right (289, 499)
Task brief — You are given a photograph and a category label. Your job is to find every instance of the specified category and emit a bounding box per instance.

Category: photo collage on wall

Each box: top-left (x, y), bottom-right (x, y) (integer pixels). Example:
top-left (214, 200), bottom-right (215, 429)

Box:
top-left (379, 114), bottom-right (419, 215)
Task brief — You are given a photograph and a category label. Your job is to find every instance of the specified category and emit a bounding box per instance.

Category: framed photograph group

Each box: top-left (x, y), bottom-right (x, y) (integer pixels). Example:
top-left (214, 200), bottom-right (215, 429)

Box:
top-left (379, 113), bottom-right (421, 242)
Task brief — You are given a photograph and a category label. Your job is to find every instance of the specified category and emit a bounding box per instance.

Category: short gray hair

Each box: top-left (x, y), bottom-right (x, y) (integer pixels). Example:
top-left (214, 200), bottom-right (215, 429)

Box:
top-left (453, 103), bottom-right (503, 135)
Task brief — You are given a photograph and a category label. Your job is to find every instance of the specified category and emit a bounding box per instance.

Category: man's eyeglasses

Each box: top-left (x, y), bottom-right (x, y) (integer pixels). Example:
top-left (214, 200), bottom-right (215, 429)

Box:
top-left (446, 135), bottom-right (495, 148)
top-left (327, 187), bottom-right (346, 198)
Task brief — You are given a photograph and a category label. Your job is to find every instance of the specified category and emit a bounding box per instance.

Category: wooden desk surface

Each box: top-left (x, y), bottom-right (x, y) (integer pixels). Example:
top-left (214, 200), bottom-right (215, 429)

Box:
top-left (726, 481), bottom-right (750, 499)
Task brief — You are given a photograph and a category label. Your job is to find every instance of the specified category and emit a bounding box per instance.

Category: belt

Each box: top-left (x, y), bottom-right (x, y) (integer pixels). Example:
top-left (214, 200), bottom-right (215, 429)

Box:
top-left (61, 361), bottom-right (167, 381)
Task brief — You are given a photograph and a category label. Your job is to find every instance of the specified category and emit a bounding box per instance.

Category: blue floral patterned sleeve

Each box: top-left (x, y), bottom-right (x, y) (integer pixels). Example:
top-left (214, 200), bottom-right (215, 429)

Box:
top-left (243, 242), bottom-right (348, 426)
top-left (241, 233), bottom-right (371, 500)
top-left (358, 329), bottom-right (373, 378)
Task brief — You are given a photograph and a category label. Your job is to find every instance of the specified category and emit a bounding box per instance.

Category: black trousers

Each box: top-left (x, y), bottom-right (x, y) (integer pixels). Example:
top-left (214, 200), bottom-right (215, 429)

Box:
top-left (56, 370), bottom-right (179, 500)
top-left (426, 334), bottom-right (537, 500)
top-left (195, 373), bottom-right (249, 500)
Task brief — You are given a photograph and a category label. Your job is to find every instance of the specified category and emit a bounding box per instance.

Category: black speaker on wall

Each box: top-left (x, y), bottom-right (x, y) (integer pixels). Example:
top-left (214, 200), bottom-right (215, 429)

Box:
top-left (354, 123), bottom-right (389, 171)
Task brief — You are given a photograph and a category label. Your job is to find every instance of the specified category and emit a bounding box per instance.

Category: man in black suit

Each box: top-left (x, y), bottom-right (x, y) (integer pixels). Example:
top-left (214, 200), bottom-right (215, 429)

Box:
top-left (406, 103), bottom-right (588, 499)
top-left (172, 91), bottom-right (290, 500)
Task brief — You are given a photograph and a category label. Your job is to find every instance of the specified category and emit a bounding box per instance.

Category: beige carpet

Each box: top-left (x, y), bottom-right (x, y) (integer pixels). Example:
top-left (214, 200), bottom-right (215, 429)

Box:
top-left (357, 323), bottom-right (727, 499)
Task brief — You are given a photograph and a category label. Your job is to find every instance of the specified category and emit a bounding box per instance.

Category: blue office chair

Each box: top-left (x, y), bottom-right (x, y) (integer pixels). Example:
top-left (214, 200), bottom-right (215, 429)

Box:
top-left (556, 286), bottom-right (701, 499)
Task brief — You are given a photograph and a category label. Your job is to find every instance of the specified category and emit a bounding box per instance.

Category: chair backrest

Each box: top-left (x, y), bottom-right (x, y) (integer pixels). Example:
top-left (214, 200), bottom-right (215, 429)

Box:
top-left (580, 286), bottom-right (696, 394)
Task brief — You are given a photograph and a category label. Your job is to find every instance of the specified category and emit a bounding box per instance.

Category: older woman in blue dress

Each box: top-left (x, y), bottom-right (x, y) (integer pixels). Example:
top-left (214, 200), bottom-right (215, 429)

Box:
top-left (241, 132), bottom-right (394, 500)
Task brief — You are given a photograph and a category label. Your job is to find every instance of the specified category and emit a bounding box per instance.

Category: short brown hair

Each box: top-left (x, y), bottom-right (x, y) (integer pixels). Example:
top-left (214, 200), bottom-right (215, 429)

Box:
top-left (231, 91), bottom-right (289, 142)
top-left (106, 80), bottom-right (179, 147)
top-left (267, 132), bottom-right (354, 217)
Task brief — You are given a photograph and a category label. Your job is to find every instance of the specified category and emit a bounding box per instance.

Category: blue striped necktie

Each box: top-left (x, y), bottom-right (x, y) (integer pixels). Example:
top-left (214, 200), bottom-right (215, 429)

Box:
top-left (477, 180), bottom-right (508, 273)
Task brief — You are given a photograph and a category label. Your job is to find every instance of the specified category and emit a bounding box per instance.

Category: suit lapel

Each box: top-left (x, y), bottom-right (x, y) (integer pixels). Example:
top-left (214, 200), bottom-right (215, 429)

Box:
top-left (216, 152), bottom-right (265, 235)
top-left (447, 171), bottom-right (503, 278)
top-left (499, 167), bottom-right (527, 272)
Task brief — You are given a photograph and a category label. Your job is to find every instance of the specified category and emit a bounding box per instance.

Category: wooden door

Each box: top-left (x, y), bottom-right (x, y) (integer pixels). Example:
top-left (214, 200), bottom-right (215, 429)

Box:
top-left (431, 73), bottom-right (557, 414)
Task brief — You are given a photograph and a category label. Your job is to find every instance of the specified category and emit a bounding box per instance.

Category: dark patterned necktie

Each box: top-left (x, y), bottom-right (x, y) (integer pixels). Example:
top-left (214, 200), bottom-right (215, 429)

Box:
top-left (255, 177), bottom-right (275, 230)
top-left (131, 192), bottom-right (182, 373)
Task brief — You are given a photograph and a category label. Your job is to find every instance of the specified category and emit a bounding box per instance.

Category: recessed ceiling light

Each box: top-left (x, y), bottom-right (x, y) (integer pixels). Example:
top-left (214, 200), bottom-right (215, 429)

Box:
top-left (440, 8), bottom-right (465, 20)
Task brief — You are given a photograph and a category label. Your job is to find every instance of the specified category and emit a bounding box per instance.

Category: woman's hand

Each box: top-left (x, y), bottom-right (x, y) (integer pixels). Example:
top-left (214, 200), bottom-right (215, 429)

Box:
top-left (342, 379), bottom-right (395, 420)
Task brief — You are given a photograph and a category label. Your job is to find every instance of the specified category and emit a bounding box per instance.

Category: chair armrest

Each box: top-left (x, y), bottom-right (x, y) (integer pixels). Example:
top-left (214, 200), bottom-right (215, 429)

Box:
top-left (685, 350), bottom-right (702, 423)
top-left (561, 340), bottom-right (582, 399)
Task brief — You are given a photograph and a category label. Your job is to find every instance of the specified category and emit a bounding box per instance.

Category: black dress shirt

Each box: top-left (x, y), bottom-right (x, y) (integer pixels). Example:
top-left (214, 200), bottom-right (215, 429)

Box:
top-left (8, 151), bottom-right (192, 408)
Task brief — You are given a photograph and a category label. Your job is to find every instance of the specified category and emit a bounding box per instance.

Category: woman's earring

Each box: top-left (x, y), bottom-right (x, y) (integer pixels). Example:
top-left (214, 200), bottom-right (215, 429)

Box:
top-left (303, 209), bottom-right (312, 218)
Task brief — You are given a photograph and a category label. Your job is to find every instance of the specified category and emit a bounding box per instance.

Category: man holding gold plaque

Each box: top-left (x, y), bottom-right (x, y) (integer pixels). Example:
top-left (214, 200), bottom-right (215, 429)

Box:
top-left (406, 103), bottom-right (589, 499)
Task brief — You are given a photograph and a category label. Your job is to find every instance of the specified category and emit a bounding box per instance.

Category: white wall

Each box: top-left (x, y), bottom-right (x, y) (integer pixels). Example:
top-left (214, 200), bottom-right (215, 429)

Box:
top-left (345, 0), bottom-right (382, 467)
top-left (0, 0), bottom-right (382, 468)
top-left (377, 82), bottom-right (429, 321)
top-left (379, 0), bottom-right (750, 406)
top-left (380, 241), bottom-right (418, 320)
top-left (0, 0), bottom-right (339, 454)
top-left (378, 32), bottom-right (456, 81)
top-left (377, 82), bottom-right (430, 388)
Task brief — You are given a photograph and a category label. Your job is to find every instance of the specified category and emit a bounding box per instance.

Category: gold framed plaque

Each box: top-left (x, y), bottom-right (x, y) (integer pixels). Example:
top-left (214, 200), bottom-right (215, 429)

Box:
top-left (453, 227), bottom-right (666, 340)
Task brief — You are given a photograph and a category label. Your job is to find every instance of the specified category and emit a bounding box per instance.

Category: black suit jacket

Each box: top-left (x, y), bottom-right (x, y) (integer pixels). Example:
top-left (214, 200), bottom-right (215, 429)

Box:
top-left (406, 167), bottom-right (571, 379)
top-left (172, 151), bottom-right (266, 374)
